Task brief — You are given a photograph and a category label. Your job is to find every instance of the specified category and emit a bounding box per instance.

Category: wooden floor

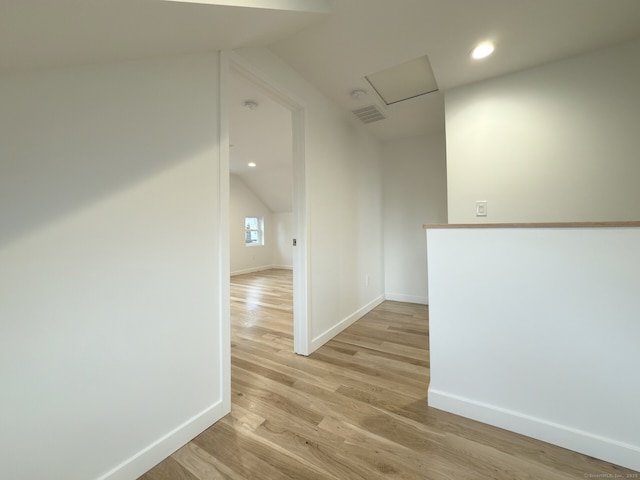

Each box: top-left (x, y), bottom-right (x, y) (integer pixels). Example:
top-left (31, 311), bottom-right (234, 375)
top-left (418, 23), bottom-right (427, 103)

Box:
top-left (141, 269), bottom-right (636, 479)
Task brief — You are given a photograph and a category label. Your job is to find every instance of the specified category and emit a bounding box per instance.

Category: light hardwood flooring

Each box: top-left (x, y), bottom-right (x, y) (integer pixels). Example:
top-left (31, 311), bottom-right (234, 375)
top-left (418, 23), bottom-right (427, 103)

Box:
top-left (140, 269), bottom-right (636, 479)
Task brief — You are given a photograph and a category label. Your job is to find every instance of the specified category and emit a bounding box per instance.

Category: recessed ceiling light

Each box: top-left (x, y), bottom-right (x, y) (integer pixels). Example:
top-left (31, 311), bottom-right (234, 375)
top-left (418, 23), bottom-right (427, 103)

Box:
top-left (248, 162), bottom-right (257, 168)
top-left (471, 42), bottom-right (495, 60)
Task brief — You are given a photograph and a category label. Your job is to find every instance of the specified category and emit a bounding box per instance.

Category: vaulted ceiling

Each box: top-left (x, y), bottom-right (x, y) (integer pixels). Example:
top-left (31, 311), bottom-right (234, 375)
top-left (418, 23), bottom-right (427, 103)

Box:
top-left (229, 69), bottom-right (293, 213)
top-left (272, 0), bottom-right (640, 140)
top-left (4, 0), bottom-right (640, 212)
top-left (4, 1), bottom-right (640, 141)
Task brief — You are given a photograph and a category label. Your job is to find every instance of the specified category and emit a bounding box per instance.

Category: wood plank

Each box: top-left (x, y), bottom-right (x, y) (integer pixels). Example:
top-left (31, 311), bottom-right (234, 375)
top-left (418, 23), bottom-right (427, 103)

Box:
top-left (138, 456), bottom-right (200, 480)
top-left (140, 269), bottom-right (639, 479)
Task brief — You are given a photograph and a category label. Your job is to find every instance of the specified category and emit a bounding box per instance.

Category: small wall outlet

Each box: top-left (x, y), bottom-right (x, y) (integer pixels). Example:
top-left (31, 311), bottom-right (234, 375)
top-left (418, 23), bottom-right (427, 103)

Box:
top-left (475, 201), bottom-right (488, 217)
top-left (365, 275), bottom-right (369, 287)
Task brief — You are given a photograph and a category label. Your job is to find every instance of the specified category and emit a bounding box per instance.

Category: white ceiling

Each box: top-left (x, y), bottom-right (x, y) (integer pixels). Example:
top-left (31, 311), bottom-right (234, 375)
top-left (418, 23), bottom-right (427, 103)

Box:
top-left (229, 70), bottom-right (293, 213)
top-left (4, 0), bottom-right (640, 211)
top-left (271, 0), bottom-right (640, 140)
top-left (0, 0), bottom-right (327, 74)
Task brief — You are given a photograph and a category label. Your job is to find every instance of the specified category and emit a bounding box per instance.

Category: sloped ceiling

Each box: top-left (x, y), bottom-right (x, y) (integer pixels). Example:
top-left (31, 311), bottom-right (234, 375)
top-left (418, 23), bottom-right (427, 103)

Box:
top-left (271, 0), bottom-right (640, 140)
top-left (229, 70), bottom-right (293, 213)
top-left (4, 1), bottom-right (639, 141)
top-left (0, 0), bottom-right (328, 73)
top-left (3, 0), bottom-right (640, 212)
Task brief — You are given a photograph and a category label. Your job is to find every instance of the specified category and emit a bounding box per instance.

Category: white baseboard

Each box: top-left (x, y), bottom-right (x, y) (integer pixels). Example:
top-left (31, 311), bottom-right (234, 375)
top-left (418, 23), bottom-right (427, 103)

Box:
top-left (428, 388), bottom-right (640, 472)
top-left (230, 265), bottom-right (272, 276)
top-left (270, 264), bottom-right (293, 270)
top-left (98, 400), bottom-right (227, 480)
top-left (385, 293), bottom-right (428, 305)
top-left (231, 264), bottom-right (292, 276)
top-left (310, 295), bottom-right (385, 353)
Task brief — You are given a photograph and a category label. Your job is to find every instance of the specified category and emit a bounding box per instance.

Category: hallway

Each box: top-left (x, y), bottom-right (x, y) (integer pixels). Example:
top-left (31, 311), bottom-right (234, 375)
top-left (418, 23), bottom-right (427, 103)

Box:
top-left (141, 269), bottom-right (634, 479)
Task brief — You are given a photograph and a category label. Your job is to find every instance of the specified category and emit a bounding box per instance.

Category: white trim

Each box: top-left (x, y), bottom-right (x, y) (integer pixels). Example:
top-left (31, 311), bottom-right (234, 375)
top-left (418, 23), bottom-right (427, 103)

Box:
top-left (97, 401), bottom-right (226, 480)
top-left (385, 293), bottom-right (428, 305)
top-left (309, 295), bottom-right (384, 354)
top-left (271, 264), bottom-right (293, 271)
top-left (292, 108), bottom-right (310, 355)
top-left (230, 264), bottom-right (292, 276)
top-left (244, 215), bottom-right (264, 246)
top-left (428, 389), bottom-right (640, 472)
top-left (218, 51), bottom-right (232, 416)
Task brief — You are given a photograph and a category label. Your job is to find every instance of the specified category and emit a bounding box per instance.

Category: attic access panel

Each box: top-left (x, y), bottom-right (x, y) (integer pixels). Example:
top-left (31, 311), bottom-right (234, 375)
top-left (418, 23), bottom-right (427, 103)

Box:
top-left (365, 55), bottom-right (438, 105)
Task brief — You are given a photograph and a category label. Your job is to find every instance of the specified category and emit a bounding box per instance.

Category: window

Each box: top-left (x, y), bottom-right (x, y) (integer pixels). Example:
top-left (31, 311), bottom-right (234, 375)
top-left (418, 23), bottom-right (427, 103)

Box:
top-left (245, 216), bottom-right (264, 246)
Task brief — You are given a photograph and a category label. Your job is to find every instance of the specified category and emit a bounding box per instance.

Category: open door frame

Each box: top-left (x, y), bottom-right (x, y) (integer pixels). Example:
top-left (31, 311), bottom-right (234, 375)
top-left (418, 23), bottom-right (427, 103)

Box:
top-left (219, 50), bottom-right (311, 359)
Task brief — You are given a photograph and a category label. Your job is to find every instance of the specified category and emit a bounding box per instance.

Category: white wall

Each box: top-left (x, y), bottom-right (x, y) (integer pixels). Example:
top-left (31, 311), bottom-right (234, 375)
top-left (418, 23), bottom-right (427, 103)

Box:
top-left (0, 54), bottom-right (226, 480)
top-left (230, 174), bottom-right (293, 274)
top-left (427, 226), bottom-right (640, 472)
top-left (273, 212), bottom-right (293, 268)
top-left (383, 132), bottom-right (447, 304)
top-left (235, 47), bottom-right (385, 352)
top-left (446, 38), bottom-right (640, 224)
top-left (230, 174), bottom-right (274, 275)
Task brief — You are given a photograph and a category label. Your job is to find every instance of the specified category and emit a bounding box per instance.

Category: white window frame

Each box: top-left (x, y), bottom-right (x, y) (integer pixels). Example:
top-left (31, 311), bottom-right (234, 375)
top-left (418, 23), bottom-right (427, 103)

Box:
top-left (245, 216), bottom-right (264, 246)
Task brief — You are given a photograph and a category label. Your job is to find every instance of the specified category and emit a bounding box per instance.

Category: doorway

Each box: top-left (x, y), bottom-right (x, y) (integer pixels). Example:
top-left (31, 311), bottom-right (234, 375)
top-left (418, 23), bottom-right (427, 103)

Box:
top-left (221, 51), bottom-right (309, 356)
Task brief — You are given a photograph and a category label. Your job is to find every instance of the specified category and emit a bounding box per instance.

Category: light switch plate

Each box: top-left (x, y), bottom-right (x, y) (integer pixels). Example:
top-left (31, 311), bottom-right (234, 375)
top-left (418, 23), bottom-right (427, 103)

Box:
top-left (476, 201), bottom-right (488, 217)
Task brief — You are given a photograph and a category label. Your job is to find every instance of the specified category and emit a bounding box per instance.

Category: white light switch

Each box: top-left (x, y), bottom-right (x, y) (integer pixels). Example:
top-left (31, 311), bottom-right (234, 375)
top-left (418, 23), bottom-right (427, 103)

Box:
top-left (476, 201), bottom-right (488, 217)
